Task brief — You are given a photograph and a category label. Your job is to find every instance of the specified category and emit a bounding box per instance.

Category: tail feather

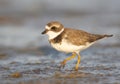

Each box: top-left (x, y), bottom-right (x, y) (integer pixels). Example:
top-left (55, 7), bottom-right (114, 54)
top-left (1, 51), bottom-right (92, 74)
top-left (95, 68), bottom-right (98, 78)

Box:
top-left (104, 34), bottom-right (113, 37)
top-left (88, 34), bottom-right (113, 43)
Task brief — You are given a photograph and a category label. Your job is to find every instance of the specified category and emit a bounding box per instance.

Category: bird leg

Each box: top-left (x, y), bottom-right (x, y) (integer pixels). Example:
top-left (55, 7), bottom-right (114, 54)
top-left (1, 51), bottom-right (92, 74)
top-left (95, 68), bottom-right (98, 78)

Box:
top-left (60, 53), bottom-right (76, 68)
top-left (75, 54), bottom-right (81, 71)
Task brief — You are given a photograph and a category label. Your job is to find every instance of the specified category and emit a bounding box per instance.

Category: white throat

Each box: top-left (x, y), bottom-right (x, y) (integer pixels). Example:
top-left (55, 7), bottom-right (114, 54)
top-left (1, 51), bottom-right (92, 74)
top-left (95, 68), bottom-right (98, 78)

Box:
top-left (47, 28), bottom-right (64, 40)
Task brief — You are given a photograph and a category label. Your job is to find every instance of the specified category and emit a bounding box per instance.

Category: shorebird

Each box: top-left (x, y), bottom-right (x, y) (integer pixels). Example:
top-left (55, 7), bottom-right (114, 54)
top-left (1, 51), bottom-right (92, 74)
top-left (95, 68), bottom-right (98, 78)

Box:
top-left (42, 21), bottom-right (113, 71)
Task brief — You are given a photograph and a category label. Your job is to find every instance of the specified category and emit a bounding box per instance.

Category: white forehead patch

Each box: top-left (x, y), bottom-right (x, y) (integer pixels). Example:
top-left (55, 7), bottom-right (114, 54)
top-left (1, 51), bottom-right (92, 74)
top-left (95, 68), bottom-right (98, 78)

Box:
top-left (45, 25), bottom-right (50, 30)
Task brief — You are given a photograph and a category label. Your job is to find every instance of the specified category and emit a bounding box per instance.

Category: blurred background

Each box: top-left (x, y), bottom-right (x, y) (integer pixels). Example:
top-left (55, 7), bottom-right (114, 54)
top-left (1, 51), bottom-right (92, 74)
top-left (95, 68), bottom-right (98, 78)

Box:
top-left (0, 0), bottom-right (120, 48)
top-left (0, 0), bottom-right (120, 84)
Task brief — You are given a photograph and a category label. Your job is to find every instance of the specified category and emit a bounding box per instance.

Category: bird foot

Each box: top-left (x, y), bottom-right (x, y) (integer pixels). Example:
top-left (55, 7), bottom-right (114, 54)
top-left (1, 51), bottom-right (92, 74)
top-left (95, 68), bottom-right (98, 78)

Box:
top-left (75, 67), bottom-right (78, 71)
top-left (60, 61), bottom-right (66, 69)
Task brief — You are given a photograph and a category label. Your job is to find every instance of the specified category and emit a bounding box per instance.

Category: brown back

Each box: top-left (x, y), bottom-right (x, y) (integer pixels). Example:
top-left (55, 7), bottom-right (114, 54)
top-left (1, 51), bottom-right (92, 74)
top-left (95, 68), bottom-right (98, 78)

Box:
top-left (50, 28), bottom-right (110, 45)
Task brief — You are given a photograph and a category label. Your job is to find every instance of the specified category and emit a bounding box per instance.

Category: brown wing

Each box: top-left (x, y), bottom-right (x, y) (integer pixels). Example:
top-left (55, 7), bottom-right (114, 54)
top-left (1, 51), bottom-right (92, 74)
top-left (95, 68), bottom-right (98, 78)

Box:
top-left (63, 28), bottom-right (109, 46)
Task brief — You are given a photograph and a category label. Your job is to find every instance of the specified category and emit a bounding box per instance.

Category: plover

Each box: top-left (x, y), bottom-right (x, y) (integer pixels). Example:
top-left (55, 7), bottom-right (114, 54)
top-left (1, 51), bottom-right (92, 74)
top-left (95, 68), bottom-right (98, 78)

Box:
top-left (41, 21), bottom-right (113, 71)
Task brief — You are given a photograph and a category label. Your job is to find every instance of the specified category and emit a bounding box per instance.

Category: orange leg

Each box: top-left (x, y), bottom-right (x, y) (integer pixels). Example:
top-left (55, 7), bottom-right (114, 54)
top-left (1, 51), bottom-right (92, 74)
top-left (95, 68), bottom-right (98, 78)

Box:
top-left (75, 54), bottom-right (81, 71)
top-left (60, 53), bottom-right (76, 68)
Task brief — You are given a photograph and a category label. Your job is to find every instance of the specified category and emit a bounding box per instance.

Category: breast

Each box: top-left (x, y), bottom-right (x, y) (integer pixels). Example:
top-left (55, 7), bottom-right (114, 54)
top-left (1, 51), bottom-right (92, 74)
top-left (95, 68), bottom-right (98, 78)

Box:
top-left (50, 39), bottom-right (92, 53)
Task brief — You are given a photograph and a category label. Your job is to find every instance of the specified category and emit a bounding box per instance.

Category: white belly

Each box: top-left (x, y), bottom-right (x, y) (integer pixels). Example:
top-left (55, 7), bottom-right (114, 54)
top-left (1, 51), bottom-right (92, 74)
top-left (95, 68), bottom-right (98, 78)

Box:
top-left (51, 39), bottom-right (93, 53)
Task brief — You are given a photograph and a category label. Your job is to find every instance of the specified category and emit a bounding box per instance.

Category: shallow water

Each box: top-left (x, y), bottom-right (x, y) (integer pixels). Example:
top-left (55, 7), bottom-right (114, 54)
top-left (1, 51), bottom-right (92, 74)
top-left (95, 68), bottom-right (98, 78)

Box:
top-left (0, 9), bottom-right (120, 84)
top-left (0, 44), bottom-right (120, 84)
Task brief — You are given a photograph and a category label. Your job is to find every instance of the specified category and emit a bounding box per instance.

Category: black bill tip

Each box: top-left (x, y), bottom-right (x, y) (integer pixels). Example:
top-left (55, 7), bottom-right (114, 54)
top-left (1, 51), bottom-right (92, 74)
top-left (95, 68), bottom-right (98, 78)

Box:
top-left (41, 29), bottom-right (48, 34)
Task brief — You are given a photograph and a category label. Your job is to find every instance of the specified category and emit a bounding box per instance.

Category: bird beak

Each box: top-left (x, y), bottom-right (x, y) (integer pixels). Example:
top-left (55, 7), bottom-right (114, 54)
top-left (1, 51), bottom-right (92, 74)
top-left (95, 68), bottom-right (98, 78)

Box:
top-left (41, 29), bottom-right (48, 34)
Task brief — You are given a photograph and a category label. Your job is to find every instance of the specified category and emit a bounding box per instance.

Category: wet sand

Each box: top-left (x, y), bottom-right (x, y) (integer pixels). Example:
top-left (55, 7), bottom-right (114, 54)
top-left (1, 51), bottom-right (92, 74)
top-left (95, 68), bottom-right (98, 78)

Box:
top-left (0, 4), bottom-right (120, 83)
top-left (0, 44), bottom-right (120, 84)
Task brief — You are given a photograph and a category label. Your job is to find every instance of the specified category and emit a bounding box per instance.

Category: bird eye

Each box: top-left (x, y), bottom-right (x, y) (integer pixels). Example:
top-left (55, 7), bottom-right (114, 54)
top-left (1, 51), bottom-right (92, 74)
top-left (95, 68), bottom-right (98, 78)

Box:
top-left (51, 26), bottom-right (56, 30)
